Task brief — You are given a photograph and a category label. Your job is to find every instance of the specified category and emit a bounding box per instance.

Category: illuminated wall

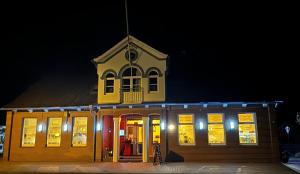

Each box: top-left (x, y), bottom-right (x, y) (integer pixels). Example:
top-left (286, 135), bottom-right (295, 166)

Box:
top-left (95, 36), bottom-right (167, 104)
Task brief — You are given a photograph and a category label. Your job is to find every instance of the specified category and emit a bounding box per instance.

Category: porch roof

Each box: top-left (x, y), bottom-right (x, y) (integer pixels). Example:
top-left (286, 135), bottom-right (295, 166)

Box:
top-left (1, 101), bottom-right (283, 112)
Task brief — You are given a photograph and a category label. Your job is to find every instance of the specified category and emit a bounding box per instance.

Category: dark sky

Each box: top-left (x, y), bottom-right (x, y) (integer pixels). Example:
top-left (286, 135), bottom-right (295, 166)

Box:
top-left (0, 2), bottom-right (299, 127)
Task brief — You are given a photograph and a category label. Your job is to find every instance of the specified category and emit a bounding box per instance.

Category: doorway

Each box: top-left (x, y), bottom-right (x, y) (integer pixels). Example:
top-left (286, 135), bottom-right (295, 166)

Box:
top-left (124, 119), bottom-right (143, 156)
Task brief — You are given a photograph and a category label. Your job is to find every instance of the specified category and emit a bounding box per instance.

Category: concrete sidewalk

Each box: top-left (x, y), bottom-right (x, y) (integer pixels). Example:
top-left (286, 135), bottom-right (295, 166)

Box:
top-left (283, 157), bottom-right (300, 173)
top-left (0, 161), bottom-right (296, 174)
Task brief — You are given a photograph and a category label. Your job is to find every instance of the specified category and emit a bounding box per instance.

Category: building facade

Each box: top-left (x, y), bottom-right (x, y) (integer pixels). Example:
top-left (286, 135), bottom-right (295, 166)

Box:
top-left (1, 36), bottom-right (281, 162)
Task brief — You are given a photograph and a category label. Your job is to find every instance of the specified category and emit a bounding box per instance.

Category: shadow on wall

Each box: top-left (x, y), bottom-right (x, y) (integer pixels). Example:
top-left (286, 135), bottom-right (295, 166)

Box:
top-left (165, 151), bottom-right (184, 162)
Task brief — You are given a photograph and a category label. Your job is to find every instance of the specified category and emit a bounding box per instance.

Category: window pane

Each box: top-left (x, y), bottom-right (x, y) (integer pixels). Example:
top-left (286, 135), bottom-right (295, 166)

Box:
top-left (239, 124), bottom-right (257, 144)
top-left (238, 113), bottom-right (254, 122)
top-left (149, 71), bottom-right (158, 76)
top-left (152, 119), bottom-right (160, 124)
top-left (106, 79), bottom-right (114, 86)
top-left (105, 87), bottom-right (114, 93)
top-left (122, 67), bottom-right (141, 77)
top-left (149, 78), bottom-right (157, 84)
top-left (138, 127), bottom-right (143, 143)
top-left (22, 118), bottom-right (37, 147)
top-left (208, 124), bottom-right (225, 144)
top-left (178, 114), bottom-right (193, 124)
top-left (133, 78), bottom-right (141, 85)
top-left (208, 113), bottom-right (223, 123)
top-left (178, 125), bottom-right (195, 145)
top-left (149, 84), bottom-right (158, 91)
top-left (72, 117), bottom-right (88, 147)
top-left (106, 73), bottom-right (114, 78)
top-left (122, 79), bottom-right (130, 86)
top-left (47, 118), bottom-right (62, 147)
top-left (127, 120), bottom-right (143, 125)
top-left (153, 124), bottom-right (160, 143)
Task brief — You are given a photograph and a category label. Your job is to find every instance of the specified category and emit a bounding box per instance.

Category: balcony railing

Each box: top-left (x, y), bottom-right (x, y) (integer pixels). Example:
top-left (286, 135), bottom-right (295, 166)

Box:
top-left (120, 87), bottom-right (143, 104)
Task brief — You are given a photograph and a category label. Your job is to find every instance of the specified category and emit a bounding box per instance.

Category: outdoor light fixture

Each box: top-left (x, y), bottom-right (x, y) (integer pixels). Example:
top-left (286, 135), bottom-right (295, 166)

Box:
top-left (38, 124), bottom-right (43, 132)
top-left (199, 121), bottom-right (204, 130)
top-left (230, 121), bottom-right (235, 129)
top-left (168, 124), bottom-right (175, 130)
top-left (97, 123), bottom-right (101, 131)
top-left (161, 122), bottom-right (165, 130)
top-left (63, 123), bottom-right (68, 132)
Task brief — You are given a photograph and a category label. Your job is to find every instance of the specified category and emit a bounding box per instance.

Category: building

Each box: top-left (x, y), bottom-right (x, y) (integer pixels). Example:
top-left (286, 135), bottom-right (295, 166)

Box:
top-left (1, 35), bottom-right (282, 162)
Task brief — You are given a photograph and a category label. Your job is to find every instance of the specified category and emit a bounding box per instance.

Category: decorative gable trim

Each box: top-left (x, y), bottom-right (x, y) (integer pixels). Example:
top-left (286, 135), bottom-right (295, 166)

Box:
top-left (92, 35), bottom-right (168, 64)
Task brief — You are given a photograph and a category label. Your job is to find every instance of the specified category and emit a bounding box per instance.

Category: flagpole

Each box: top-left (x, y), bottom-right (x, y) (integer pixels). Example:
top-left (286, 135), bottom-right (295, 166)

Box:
top-left (125, 0), bottom-right (132, 78)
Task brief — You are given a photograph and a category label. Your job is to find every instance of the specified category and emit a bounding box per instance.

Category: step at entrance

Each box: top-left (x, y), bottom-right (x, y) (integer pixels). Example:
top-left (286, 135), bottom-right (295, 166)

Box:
top-left (119, 156), bottom-right (142, 162)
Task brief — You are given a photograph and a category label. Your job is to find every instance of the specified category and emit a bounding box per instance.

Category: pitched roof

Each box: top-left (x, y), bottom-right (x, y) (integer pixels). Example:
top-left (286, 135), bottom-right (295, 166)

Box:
top-left (3, 74), bottom-right (97, 108)
top-left (92, 35), bottom-right (168, 63)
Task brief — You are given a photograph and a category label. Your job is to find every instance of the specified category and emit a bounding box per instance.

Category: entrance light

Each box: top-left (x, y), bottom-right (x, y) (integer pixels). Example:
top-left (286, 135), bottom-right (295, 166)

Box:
top-left (168, 124), bottom-right (175, 130)
top-left (38, 124), bottom-right (43, 132)
top-left (199, 121), bottom-right (204, 130)
top-left (161, 122), bottom-right (165, 130)
top-left (230, 121), bottom-right (235, 129)
top-left (63, 123), bottom-right (68, 132)
top-left (97, 123), bottom-right (101, 131)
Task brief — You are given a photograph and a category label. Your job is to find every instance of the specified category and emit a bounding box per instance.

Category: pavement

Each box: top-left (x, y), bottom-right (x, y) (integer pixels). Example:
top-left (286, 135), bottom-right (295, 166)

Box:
top-left (0, 161), bottom-right (297, 174)
top-left (283, 157), bottom-right (300, 173)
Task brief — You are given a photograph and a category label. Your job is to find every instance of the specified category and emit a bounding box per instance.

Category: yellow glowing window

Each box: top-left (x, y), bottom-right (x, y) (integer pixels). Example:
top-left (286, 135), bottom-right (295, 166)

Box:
top-left (238, 113), bottom-right (255, 122)
top-left (207, 113), bottom-right (225, 145)
top-left (152, 119), bottom-right (160, 124)
top-left (178, 114), bottom-right (195, 145)
top-left (72, 117), bottom-right (88, 147)
top-left (22, 118), bottom-right (37, 147)
top-left (138, 127), bottom-right (143, 143)
top-left (208, 113), bottom-right (223, 123)
top-left (127, 120), bottom-right (143, 125)
top-left (152, 119), bottom-right (160, 143)
top-left (238, 113), bottom-right (257, 145)
top-left (47, 117), bottom-right (62, 147)
top-left (178, 114), bottom-right (193, 124)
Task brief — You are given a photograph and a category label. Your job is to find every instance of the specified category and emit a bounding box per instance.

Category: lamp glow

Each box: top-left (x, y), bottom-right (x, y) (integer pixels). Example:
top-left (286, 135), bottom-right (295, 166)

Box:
top-left (230, 121), bottom-right (235, 129)
top-left (161, 122), bottom-right (165, 130)
top-left (168, 124), bottom-right (175, 130)
top-left (63, 123), bottom-right (68, 132)
top-left (199, 121), bottom-right (204, 130)
top-left (97, 123), bottom-right (101, 131)
top-left (38, 124), bottom-right (43, 132)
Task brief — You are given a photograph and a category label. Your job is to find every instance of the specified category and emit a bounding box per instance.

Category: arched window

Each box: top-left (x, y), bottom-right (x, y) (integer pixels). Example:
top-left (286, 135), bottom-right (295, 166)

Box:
top-left (148, 70), bottom-right (158, 92)
top-left (105, 73), bottom-right (115, 94)
top-left (121, 67), bottom-right (142, 92)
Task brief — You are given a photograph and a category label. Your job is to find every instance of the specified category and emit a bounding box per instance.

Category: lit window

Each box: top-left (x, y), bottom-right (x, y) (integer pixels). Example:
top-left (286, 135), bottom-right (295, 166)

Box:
top-left (47, 117), bottom-right (62, 147)
top-left (148, 71), bottom-right (158, 92)
top-left (105, 73), bottom-right (114, 94)
top-left (22, 118), bottom-right (37, 147)
top-left (238, 113), bottom-right (257, 145)
top-left (152, 119), bottom-right (160, 144)
top-left (72, 117), bottom-right (88, 147)
top-left (178, 114), bottom-right (195, 145)
top-left (207, 113), bottom-right (225, 145)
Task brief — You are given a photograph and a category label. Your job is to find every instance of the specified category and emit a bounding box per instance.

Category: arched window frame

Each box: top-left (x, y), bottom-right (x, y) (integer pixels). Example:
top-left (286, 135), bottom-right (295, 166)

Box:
top-left (148, 70), bottom-right (159, 92)
top-left (104, 73), bottom-right (115, 94)
top-left (121, 66), bottom-right (142, 92)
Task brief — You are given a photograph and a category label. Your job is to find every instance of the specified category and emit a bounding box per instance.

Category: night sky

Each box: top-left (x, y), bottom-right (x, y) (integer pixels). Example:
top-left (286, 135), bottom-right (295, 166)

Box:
top-left (0, 2), bottom-right (299, 140)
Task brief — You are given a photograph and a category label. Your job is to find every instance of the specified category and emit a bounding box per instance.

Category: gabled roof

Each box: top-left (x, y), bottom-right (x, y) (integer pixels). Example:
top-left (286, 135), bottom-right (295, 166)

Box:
top-left (2, 73), bottom-right (97, 108)
top-left (92, 35), bottom-right (168, 63)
